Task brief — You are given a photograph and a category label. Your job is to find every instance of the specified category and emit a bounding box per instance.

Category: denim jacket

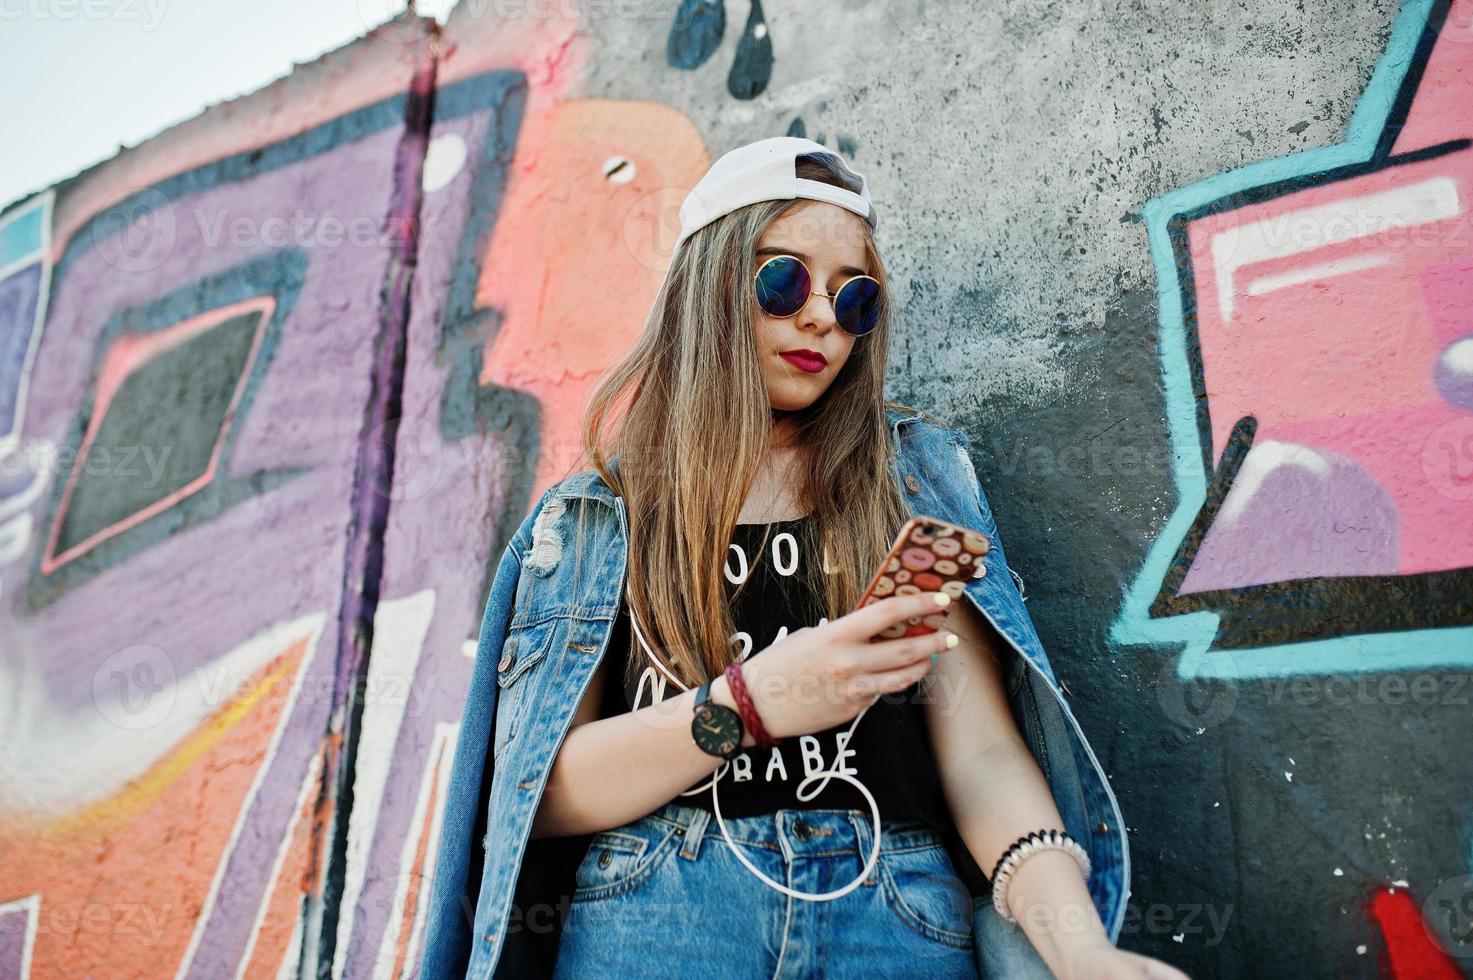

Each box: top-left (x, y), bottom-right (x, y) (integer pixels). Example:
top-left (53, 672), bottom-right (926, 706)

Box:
top-left (421, 406), bottom-right (1130, 979)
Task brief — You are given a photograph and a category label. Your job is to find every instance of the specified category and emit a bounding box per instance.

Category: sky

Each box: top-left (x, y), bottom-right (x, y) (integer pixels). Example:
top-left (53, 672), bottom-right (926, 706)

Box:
top-left (0, 0), bottom-right (457, 208)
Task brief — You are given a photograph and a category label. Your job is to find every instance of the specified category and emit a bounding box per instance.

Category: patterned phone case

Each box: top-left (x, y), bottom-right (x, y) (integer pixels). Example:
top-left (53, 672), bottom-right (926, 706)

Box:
top-left (853, 516), bottom-right (992, 640)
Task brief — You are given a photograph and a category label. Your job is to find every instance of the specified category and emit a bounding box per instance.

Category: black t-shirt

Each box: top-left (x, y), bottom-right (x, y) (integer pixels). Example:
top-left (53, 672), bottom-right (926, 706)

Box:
top-left (597, 516), bottom-right (990, 896)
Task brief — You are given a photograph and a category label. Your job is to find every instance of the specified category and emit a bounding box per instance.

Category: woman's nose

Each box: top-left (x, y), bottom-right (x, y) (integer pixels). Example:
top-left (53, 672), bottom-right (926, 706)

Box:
top-left (799, 289), bottom-right (838, 333)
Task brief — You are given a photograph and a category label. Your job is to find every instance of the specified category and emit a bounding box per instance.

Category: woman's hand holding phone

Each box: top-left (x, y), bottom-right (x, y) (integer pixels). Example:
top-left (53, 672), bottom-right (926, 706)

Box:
top-left (734, 591), bottom-right (959, 741)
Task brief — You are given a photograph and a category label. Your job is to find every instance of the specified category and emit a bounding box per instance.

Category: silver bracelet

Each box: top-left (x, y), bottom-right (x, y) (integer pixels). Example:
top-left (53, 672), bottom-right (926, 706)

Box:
top-left (990, 828), bottom-right (1092, 923)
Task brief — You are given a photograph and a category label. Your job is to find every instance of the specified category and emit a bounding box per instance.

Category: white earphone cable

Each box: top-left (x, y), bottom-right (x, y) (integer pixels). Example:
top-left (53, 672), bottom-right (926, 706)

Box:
top-left (626, 592), bottom-right (883, 902)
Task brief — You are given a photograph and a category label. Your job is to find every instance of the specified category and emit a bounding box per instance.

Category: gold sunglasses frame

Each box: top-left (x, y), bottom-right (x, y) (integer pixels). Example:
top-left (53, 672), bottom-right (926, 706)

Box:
top-left (752, 254), bottom-right (881, 337)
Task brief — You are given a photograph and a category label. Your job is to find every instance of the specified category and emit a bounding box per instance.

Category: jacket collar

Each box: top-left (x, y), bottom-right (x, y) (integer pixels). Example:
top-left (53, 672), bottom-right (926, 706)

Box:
top-left (553, 405), bottom-right (927, 505)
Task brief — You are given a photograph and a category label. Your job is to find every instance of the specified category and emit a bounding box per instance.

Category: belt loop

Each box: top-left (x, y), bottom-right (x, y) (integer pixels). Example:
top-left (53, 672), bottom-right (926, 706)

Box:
top-left (680, 807), bottom-right (710, 860)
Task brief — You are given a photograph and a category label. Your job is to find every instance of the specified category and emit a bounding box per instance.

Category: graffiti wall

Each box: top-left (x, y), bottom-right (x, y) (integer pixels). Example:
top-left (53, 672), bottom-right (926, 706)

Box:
top-left (0, 0), bottom-right (1468, 977)
top-left (0, 18), bottom-right (441, 979)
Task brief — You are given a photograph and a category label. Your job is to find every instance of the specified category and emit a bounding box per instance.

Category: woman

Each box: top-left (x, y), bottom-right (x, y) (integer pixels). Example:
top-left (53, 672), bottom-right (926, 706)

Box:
top-left (422, 137), bottom-right (1189, 980)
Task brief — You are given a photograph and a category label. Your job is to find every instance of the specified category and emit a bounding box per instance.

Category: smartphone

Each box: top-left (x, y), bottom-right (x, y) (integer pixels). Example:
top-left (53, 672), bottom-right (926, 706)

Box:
top-left (852, 515), bottom-right (992, 641)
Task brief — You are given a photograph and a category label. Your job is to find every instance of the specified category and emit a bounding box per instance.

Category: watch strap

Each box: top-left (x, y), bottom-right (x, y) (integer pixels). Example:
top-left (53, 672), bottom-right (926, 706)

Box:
top-left (690, 677), bottom-right (744, 759)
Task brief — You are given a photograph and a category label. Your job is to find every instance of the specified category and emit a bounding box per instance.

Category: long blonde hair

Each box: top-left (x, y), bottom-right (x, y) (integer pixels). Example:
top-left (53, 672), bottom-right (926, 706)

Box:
top-left (571, 151), bottom-right (928, 692)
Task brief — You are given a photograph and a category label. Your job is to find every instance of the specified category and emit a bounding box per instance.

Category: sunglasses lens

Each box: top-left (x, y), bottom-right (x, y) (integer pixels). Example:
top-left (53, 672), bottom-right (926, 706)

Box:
top-left (754, 256), bottom-right (810, 317)
top-left (834, 277), bottom-right (881, 335)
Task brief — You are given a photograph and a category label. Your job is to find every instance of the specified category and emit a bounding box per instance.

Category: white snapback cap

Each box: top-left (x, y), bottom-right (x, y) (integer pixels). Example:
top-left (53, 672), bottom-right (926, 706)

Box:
top-left (672, 136), bottom-right (877, 255)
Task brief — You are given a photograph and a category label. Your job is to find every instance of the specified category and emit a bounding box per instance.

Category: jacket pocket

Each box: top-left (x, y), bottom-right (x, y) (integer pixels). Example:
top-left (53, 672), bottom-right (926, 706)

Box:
top-left (496, 620), bottom-right (557, 689)
top-left (493, 621), bottom-right (559, 758)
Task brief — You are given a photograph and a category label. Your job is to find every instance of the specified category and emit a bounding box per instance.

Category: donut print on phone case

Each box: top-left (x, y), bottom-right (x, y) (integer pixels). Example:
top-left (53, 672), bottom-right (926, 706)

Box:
top-left (854, 516), bottom-right (992, 641)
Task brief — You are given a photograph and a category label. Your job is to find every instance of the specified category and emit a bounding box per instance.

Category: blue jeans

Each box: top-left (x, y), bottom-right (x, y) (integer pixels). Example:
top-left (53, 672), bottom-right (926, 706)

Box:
top-left (551, 800), bottom-right (981, 978)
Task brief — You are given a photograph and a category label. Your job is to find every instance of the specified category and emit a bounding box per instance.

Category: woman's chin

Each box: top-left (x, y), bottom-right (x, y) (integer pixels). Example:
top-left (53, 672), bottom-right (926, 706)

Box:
top-left (770, 395), bottom-right (820, 414)
top-left (767, 378), bottom-right (830, 411)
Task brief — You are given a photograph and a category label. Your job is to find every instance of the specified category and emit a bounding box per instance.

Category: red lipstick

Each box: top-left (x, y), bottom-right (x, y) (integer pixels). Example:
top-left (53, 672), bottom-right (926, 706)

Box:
top-left (780, 349), bottom-right (827, 373)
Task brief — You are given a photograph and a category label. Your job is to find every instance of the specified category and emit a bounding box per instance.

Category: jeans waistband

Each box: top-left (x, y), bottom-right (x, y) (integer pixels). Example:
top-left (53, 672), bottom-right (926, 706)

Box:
top-left (644, 799), bottom-right (950, 865)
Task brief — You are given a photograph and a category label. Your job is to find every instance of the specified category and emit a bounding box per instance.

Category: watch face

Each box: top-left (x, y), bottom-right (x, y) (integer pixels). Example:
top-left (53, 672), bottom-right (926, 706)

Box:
top-left (691, 702), bottom-right (743, 758)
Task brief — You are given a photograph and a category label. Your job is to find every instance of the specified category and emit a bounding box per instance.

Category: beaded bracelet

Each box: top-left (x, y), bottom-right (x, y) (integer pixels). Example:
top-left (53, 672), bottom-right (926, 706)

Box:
top-left (989, 829), bottom-right (1092, 923)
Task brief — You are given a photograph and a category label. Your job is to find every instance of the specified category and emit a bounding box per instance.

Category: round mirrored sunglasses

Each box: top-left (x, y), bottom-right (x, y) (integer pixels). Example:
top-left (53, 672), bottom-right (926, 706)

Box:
top-left (753, 254), bottom-right (881, 337)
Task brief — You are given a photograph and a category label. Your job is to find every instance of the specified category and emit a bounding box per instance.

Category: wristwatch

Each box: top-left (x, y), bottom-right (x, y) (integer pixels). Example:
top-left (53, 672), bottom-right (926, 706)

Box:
top-left (691, 679), bottom-right (745, 759)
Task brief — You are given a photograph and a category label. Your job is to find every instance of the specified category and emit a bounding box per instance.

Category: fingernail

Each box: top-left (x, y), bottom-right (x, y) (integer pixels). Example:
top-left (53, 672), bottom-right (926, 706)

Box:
top-left (933, 592), bottom-right (950, 607)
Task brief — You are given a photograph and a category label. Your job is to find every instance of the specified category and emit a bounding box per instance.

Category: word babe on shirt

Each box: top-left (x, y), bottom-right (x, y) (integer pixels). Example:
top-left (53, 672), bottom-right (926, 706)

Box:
top-left (598, 517), bottom-right (954, 829)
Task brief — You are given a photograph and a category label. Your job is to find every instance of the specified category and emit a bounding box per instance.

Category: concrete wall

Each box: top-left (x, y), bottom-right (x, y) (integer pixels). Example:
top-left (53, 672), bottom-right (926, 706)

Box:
top-left (0, 0), bottom-right (1468, 977)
